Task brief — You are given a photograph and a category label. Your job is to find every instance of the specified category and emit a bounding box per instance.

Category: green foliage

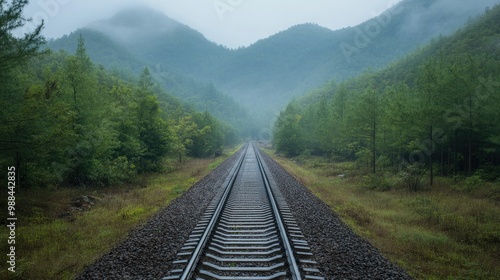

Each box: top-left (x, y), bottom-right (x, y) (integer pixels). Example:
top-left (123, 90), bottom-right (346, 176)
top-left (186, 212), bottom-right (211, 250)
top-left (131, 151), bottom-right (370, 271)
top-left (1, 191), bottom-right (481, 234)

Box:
top-left (399, 165), bottom-right (425, 192)
top-left (0, 26), bottom-right (236, 188)
top-left (464, 175), bottom-right (485, 192)
top-left (133, 68), bottom-right (171, 172)
top-left (188, 111), bottom-right (230, 158)
top-left (48, 28), bottom-right (255, 138)
top-left (356, 148), bottom-right (372, 170)
top-left (362, 174), bottom-right (392, 191)
top-left (269, 149), bottom-right (500, 279)
top-left (0, 0), bottom-right (45, 74)
top-left (47, 2), bottom-right (490, 134)
top-left (273, 104), bottom-right (304, 157)
top-left (274, 5), bottom-right (500, 185)
top-left (170, 116), bottom-right (198, 162)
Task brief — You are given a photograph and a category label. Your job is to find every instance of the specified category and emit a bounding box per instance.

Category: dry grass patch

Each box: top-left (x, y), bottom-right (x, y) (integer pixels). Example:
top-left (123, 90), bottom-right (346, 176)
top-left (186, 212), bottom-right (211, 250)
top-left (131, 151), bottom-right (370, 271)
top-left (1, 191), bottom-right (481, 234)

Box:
top-left (0, 147), bottom-right (239, 280)
top-left (263, 149), bottom-right (500, 280)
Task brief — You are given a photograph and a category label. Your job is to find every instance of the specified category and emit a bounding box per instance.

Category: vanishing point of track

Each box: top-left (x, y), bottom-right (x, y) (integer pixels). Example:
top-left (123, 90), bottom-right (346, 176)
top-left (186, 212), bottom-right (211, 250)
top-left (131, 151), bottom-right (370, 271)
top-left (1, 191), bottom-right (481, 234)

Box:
top-left (163, 143), bottom-right (324, 279)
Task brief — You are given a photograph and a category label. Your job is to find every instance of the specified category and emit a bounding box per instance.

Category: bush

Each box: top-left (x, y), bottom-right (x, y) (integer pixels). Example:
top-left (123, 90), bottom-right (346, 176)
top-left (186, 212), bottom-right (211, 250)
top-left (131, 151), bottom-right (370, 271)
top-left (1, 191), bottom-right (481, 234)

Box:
top-left (355, 148), bottom-right (372, 170)
top-left (362, 174), bottom-right (392, 191)
top-left (464, 175), bottom-right (484, 192)
top-left (376, 155), bottom-right (392, 171)
top-left (84, 156), bottom-right (137, 187)
top-left (399, 165), bottom-right (424, 192)
top-left (474, 165), bottom-right (500, 182)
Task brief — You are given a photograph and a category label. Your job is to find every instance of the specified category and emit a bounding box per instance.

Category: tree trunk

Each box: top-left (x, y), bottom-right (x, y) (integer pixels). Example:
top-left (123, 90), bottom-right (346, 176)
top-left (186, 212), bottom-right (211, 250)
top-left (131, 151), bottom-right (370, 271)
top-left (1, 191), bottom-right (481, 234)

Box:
top-left (468, 129), bottom-right (472, 176)
top-left (372, 120), bottom-right (376, 174)
top-left (468, 86), bottom-right (473, 175)
top-left (447, 148), bottom-right (451, 177)
top-left (441, 149), bottom-right (445, 177)
top-left (454, 130), bottom-right (457, 175)
top-left (429, 125), bottom-right (433, 186)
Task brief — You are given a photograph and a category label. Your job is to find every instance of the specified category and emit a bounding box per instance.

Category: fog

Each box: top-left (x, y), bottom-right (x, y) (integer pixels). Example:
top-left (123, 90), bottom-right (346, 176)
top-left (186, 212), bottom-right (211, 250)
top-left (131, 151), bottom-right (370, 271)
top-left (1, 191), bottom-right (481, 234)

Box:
top-left (400, 0), bottom-right (500, 37)
top-left (23, 0), bottom-right (405, 48)
top-left (87, 7), bottom-right (182, 45)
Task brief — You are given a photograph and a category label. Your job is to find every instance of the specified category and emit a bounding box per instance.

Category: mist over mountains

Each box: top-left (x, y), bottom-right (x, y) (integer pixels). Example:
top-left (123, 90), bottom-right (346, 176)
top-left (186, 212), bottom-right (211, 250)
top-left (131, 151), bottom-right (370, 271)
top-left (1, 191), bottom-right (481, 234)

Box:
top-left (48, 0), bottom-right (498, 133)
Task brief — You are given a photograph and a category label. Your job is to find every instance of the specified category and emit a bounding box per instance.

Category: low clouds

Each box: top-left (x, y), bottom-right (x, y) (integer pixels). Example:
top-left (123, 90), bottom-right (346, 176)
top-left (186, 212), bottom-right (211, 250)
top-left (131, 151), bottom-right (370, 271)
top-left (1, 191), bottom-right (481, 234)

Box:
top-left (22, 0), bottom-right (498, 48)
top-left (399, 0), bottom-right (499, 38)
top-left (23, 0), bottom-right (404, 47)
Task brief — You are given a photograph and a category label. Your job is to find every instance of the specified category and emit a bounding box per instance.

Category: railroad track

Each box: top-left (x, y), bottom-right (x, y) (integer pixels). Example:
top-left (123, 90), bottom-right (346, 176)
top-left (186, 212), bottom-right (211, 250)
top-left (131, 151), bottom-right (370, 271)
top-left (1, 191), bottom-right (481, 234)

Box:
top-left (163, 144), bottom-right (324, 280)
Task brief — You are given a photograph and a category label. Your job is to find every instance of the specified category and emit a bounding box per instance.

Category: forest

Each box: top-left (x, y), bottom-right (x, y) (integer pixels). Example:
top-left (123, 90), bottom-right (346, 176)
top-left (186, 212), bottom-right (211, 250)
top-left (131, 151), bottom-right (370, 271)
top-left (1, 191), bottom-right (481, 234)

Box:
top-left (1, 1), bottom-right (499, 279)
top-left (47, 0), bottom-right (495, 134)
top-left (274, 5), bottom-right (500, 187)
top-left (0, 1), bottom-right (237, 189)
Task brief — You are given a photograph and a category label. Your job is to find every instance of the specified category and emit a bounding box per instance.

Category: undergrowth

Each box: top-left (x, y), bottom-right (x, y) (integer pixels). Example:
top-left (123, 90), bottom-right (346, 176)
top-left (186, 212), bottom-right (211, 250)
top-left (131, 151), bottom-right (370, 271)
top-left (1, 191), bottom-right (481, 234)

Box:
top-left (264, 150), bottom-right (500, 280)
top-left (0, 146), bottom-right (239, 280)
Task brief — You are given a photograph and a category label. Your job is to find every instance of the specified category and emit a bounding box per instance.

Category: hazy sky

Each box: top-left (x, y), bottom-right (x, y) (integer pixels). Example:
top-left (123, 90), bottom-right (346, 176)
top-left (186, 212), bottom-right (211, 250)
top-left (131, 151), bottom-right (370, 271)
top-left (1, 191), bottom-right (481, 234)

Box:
top-left (22, 0), bottom-right (403, 48)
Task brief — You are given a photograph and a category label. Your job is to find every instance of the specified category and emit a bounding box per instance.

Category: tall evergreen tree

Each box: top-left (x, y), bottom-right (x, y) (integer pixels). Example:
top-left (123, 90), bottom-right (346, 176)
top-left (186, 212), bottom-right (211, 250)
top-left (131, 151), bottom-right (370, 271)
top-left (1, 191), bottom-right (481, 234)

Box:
top-left (0, 0), bottom-right (45, 75)
top-left (348, 83), bottom-right (380, 174)
top-left (0, 0), bottom-right (45, 188)
top-left (273, 103), bottom-right (304, 157)
top-left (135, 68), bottom-right (170, 172)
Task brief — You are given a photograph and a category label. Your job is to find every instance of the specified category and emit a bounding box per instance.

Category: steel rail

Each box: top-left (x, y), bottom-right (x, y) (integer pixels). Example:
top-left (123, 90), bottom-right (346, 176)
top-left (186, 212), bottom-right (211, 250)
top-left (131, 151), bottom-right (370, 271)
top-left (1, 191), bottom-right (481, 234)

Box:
top-left (253, 143), bottom-right (302, 280)
top-left (164, 143), bottom-right (324, 279)
top-left (179, 144), bottom-right (249, 280)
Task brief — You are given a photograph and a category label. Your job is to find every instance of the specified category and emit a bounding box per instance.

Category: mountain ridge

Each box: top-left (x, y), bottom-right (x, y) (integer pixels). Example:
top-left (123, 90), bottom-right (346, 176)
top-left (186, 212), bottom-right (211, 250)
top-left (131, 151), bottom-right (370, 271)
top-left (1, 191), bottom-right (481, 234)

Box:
top-left (48, 0), bottom-right (499, 132)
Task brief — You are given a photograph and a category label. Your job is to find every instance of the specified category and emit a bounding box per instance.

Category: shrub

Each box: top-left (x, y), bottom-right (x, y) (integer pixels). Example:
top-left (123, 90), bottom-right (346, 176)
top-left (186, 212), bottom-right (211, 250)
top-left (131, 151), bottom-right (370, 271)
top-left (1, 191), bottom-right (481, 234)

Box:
top-left (376, 155), bottom-right (392, 171)
top-left (362, 173), bottom-right (392, 191)
top-left (464, 175), bottom-right (484, 192)
top-left (355, 148), bottom-right (372, 170)
top-left (399, 165), bottom-right (424, 192)
top-left (474, 165), bottom-right (500, 182)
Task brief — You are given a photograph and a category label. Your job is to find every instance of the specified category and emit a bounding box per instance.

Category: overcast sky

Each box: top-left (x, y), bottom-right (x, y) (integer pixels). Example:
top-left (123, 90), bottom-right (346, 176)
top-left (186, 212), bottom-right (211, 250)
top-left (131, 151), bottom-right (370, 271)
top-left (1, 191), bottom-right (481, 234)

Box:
top-left (23, 0), bottom-right (402, 48)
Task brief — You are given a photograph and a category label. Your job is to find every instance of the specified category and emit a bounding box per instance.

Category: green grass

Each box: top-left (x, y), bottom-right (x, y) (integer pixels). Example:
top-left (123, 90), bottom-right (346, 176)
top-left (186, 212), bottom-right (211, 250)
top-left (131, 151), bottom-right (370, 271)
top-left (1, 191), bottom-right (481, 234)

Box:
top-left (0, 147), bottom-right (239, 280)
top-left (263, 149), bottom-right (500, 280)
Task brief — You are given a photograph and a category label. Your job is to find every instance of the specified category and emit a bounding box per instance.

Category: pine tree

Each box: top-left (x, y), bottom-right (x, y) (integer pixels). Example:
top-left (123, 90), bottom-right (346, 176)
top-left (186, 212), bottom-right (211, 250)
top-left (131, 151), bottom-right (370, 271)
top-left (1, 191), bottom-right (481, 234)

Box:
top-left (273, 103), bottom-right (304, 157)
top-left (0, 0), bottom-right (45, 189)
top-left (0, 0), bottom-right (45, 75)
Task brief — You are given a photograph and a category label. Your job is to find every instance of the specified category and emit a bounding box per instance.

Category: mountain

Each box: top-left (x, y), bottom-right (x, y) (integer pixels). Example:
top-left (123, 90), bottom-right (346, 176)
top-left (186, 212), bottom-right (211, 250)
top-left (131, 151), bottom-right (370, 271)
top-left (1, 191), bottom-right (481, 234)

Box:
top-left (212, 0), bottom-right (498, 111)
top-left (48, 23), bottom-right (253, 136)
top-left (273, 4), bottom-right (500, 171)
top-left (89, 8), bottom-right (231, 79)
top-left (48, 0), bottom-right (498, 132)
top-left (48, 28), bottom-right (143, 78)
top-left (299, 3), bottom-right (500, 108)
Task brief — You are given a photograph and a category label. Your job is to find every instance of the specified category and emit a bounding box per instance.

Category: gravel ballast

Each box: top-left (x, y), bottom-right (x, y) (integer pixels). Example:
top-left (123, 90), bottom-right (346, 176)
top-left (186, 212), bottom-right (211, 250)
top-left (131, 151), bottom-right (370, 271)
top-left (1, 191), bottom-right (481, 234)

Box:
top-left (77, 146), bottom-right (412, 279)
top-left (77, 149), bottom-right (244, 279)
top-left (258, 148), bottom-right (412, 279)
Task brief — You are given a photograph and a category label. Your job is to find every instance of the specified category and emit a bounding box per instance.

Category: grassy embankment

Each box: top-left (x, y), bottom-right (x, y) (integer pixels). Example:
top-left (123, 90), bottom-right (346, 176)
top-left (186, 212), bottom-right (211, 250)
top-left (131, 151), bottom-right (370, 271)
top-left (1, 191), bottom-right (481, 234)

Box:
top-left (264, 148), bottom-right (500, 280)
top-left (0, 146), bottom-right (239, 280)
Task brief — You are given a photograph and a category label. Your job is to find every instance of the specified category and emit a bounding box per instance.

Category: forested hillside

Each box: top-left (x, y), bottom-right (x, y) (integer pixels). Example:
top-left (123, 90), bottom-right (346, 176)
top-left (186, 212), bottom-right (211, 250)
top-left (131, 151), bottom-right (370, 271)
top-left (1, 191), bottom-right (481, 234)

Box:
top-left (0, 3), bottom-right (236, 189)
top-left (48, 0), bottom-right (498, 130)
top-left (48, 28), bottom-right (254, 137)
top-left (274, 5), bottom-right (500, 184)
top-left (3, 1), bottom-right (498, 188)
top-left (218, 0), bottom-right (497, 111)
